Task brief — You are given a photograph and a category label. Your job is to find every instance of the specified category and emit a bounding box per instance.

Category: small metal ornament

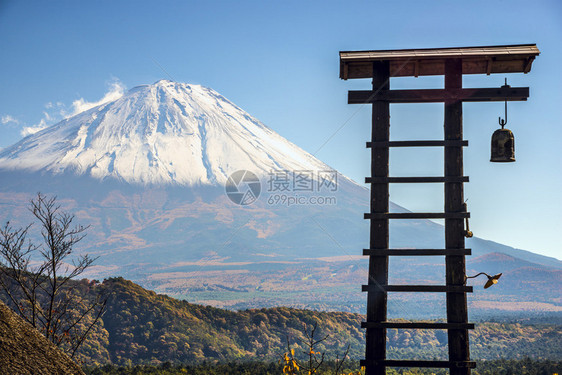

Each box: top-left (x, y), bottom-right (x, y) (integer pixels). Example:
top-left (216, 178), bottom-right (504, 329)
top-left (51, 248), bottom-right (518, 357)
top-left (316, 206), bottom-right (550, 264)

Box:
top-left (464, 272), bottom-right (503, 289)
top-left (491, 79), bottom-right (516, 162)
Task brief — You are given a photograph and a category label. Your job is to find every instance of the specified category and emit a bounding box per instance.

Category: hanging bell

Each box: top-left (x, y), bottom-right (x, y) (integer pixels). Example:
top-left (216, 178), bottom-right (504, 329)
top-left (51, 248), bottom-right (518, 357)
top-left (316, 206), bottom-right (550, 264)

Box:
top-left (490, 126), bottom-right (515, 162)
top-left (491, 79), bottom-right (515, 162)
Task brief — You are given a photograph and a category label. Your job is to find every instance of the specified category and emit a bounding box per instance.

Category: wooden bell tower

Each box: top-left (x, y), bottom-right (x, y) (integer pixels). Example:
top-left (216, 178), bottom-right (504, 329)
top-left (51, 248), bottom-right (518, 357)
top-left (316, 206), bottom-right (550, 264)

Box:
top-left (339, 44), bottom-right (539, 375)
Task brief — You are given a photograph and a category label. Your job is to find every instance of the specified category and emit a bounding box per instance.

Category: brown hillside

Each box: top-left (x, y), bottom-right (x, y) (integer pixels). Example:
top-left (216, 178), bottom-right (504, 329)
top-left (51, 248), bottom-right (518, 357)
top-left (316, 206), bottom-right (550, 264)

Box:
top-left (0, 300), bottom-right (84, 375)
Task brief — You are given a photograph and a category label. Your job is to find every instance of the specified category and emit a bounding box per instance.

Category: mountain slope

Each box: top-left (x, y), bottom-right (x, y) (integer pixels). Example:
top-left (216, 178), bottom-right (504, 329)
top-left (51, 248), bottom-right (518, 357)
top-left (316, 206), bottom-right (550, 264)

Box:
top-left (0, 300), bottom-right (85, 374)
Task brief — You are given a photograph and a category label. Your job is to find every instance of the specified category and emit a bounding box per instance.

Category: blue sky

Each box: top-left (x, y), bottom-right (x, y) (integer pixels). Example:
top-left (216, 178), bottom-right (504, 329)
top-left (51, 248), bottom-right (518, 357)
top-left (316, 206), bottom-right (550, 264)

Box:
top-left (0, 0), bottom-right (560, 260)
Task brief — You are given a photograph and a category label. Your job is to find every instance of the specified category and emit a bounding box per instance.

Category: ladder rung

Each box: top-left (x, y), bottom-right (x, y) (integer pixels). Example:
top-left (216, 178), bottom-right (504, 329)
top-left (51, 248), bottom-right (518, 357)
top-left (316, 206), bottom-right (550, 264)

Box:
top-left (361, 322), bottom-right (475, 330)
top-left (366, 176), bottom-right (468, 183)
top-left (360, 359), bottom-right (476, 368)
top-left (366, 140), bottom-right (468, 148)
top-left (365, 212), bottom-right (470, 219)
top-left (363, 248), bottom-right (471, 256)
top-left (362, 285), bottom-right (473, 293)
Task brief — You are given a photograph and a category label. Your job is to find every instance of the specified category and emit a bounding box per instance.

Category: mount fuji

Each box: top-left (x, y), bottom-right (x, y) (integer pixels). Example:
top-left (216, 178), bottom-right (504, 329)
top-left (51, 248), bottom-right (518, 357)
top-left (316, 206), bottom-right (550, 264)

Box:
top-left (0, 80), bottom-right (332, 186)
top-left (0, 80), bottom-right (560, 317)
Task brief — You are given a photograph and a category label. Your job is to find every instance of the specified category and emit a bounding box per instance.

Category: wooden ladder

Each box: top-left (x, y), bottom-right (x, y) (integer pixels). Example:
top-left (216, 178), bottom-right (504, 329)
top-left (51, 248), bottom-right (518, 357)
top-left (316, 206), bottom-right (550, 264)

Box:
top-left (360, 60), bottom-right (475, 374)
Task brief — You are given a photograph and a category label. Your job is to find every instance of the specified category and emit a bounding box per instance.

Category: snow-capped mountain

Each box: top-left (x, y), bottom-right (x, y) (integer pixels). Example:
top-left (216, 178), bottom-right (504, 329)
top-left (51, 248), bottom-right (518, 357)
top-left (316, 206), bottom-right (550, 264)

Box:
top-left (0, 80), bottom-right (331, 186)
top-left (0, 80), bottom-right (559, 316)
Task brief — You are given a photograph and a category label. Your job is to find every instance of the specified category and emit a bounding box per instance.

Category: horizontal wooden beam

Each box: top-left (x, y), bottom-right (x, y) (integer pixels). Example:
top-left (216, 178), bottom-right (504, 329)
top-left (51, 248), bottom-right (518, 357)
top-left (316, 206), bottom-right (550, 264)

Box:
top-left (367, 140), bottom-right (468, 148)
top-left (366, 177), bottom-right (469, 183)
top-left (363, 248), bottom-right (472, 256)
top-left (362, 285), bottom-right (473, 293)
top-left (360, 359), bottom-right (477, 369)
top-left (349, 87), bottom-right (529, 104)
top-left (361, 322), bottom-right (475, 330)
top-left (365, 212), bottom-right (470, 219)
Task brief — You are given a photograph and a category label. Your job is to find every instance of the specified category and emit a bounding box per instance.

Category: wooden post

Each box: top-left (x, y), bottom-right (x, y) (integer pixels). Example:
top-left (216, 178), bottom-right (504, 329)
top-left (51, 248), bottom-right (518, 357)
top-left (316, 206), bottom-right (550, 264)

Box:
top-left (365, 61), bottom-right (390, 375)
top-left (444, 58), bottom-right (471, 375)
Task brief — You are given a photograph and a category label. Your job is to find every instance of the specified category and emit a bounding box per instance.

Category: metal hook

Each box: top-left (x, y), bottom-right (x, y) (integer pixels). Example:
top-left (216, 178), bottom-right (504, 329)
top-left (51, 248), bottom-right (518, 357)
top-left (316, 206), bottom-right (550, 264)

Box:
top-left (498, 78), bottom-right (508, 128)
top-left (463, 202), bottom-right (473, 238)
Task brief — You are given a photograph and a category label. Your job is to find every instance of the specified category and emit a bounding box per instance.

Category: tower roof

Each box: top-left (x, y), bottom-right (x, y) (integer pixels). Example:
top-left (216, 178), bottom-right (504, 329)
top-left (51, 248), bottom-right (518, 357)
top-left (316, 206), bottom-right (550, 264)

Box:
top-left (340, 44), bottom-right (540, 79)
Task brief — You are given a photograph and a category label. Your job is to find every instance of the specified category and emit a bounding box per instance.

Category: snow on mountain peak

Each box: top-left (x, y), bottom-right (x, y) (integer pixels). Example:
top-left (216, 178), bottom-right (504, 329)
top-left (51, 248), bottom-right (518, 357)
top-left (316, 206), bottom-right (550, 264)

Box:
top-left (0, 81), bottom-right (332, 186)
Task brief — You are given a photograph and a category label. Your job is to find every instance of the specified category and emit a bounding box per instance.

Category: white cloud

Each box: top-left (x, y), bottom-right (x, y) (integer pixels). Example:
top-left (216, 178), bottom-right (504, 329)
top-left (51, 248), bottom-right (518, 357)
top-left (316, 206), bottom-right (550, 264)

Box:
top-left (20, 119), bottom-right (48, 137)
top-left (1, 115), bottom-right (19, 125)
top-left (67, 80), bottom-right (126, 117)
top-left (14, 78), bottom-right (126, 139)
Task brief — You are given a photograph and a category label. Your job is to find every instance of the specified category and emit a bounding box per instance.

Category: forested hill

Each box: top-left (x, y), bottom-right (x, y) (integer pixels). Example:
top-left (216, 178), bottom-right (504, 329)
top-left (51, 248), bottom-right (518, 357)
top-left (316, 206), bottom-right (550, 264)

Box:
top-left (63, 277), bottom-right (560, 366)
top-left (79, 277), bottom-right (365, 365)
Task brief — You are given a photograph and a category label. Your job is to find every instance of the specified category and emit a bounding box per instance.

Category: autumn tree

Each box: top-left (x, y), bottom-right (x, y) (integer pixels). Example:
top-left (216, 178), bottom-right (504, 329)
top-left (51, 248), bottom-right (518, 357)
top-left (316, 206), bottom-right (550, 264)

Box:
top-left (281, 322), bottom-right (363, 375)
top-left (0, 193), bottom-right (106, 358)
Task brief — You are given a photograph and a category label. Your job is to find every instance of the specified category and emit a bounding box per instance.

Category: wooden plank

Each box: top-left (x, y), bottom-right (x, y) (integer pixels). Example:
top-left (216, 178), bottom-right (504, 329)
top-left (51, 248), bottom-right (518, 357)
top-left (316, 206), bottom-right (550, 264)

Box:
top-left (361, 359), bottom-right (477, 368)
top-left (362, 285), bottom-right (473, 293)
top-left (361, 322), bottom-right (475, 330)
top-left (366, 177), bottom-right (469, 183)
top-left (365, 212), bottom-right (470, 219)
top-left (367, 140), bottom-right (468, 148)
top-left (444, 58), bottom-right (471, 375)
top-left (348, 87), bottom-right (529, 104)
top-left (364, 61), bottom-right (390, 375)
top-left (363, 249), bottom-right (472, 256)
top-left (340, 44), bottom-right (539, 61)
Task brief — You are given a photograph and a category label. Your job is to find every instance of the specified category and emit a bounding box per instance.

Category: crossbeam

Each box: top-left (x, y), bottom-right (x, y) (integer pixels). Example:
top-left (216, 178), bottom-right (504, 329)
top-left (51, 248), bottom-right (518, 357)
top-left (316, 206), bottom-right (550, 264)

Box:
top-left (362, 285), bottom-right (473, 293)
top-left (363, 249), bottom-right (472, 256)
top-left (367, 140), bottom-right (468, 148)
top-left (348, 87), bottom-right (529, 104)
top-left (365, 212), bottom-right (470, 219)
top-left (366, 177), bottom-right (469, 183)
top-left (360, 360), bottom-right (477, 369)
top-left (361, 322), bottom-right (475, 330)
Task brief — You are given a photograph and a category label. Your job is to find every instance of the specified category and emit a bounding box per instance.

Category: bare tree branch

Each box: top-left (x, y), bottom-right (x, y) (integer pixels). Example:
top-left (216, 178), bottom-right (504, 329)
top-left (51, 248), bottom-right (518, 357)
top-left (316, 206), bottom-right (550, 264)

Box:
top-left (0, 193), bottom-right (104, 357)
